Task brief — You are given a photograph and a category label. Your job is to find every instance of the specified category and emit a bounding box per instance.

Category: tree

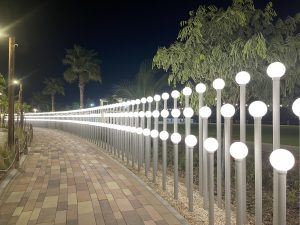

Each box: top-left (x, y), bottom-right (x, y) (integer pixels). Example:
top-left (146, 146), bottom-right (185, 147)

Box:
top-left (30, 91), bottom-right (50, 112)
top-left (153, 0), bottom-right (300, 108)
top-left (63, 45), bottom-right (102, 109)
top-left (43, 78), bottom-right (65, 112)
top-left (113, 60), bottom-right (168, 100)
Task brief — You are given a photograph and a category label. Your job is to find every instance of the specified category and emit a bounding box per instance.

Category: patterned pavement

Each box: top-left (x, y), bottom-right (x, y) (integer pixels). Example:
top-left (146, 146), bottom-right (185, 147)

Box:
top-left (0, 128), bottom-right (182, 225)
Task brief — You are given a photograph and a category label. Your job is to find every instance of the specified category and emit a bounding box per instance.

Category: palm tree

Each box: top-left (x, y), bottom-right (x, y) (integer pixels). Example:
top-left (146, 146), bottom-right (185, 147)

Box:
top-left (63, 45), bottom-right (101, 109)
top-left (113, 60), bottom-right (168, 99)
top-left (43, 78), bottom-right (64, 112)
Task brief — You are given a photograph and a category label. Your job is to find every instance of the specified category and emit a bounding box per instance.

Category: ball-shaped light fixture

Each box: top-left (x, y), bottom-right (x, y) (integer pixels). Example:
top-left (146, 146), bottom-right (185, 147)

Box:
top-left (266, 62), bottom-right (286, 78)
top-left (213, 78), bottom-right (225, 90)
top-left (171, 133), bottom-right (181, 144)
top-left (235, 71), bottom-right (251, 85)
top-left (230, 142), bottom-right (248, 160)
top-left (195, 83), bottom-right (206, 93)
top-left (221, 104), bottom-right (235, 118)
top-left (185, 135), bottom-right (197, 148)
top-left (269, 149), bottom-right (295, 173)
top-left (248, 101), bottom-right (268, 118)
top-left (199, 106), bottom-right (212, 118)
top-left (204, 137), bottom-right (218, 153)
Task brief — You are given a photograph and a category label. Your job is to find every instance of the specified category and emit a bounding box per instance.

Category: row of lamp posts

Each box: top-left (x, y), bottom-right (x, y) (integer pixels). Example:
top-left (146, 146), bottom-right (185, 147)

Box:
top-left (24, 62), bottom-right (297, 225)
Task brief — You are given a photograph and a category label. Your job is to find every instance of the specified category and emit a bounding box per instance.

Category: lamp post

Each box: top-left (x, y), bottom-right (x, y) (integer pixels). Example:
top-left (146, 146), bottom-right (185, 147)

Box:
top-left (230, 142), bottom-right (248, 225)
top-left (204, 137), bottom-right (218, 225)
top-left (170, 132), bottom-right (181, 199)
top-left (199, 106), bottom-right (212, 209)
top-left (145, 96), bottom-right (153, 177)
top-left (185, 134), bottom-right (197, 212)
top-left (269, 149), bottom-right (295, 225)
top-left (213, 78), bottom-right (225, 207)
top-left (159, 130), bottom-right (169, 190)
top-left (221, 103), bottom-right (235, 225)
top-left (153, 94), bottom-right (161, 180)
top-left (183, 106), bottom-right (194, 199)
top-left (141, 97), bottom-right (147, 166)
top-left (182, 86), bottom-right (192, 189)
top-left (292, 98), bottom-right (300, 154)
top-left (8, 36), bottom-right (16, 150)
top-left (150, 129), bottom-right (159, 182)
top-left (195, 83), bottom-right (206, 195)
top-left (249, 101), bottom-right (268, 225)
top-left (235, 71), bottom-right (250, 223)
top-left (267, 62), bottom-right (286, 225)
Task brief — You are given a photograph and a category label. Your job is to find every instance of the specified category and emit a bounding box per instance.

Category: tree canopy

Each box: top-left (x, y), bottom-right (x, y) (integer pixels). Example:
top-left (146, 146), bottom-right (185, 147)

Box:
top-left (63, 45), bottom-right (102, 109)
top-left (153, 0), bottom-right (300, 107)
top-left (43, 78), bottom-right (65, 112)
top-left (113, 60), bottom-right (168, 100)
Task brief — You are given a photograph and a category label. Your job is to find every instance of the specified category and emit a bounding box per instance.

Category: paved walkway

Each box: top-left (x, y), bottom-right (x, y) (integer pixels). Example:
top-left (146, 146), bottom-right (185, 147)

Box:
top-left (0, 128), bottom-right (183, 225)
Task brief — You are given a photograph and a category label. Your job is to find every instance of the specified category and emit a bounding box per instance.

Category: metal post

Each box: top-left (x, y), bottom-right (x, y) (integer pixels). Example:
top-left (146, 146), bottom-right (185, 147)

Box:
top-left (188, 147), bottom-right (193, 212)
top-left (216, 89), bottom-right (222, 207)
top-left (240, 85), bottom-right (247, 223)
top-left (273, 77), bottom-right (280, 225)
top-left (19, 83), bottom-right (23, 129)
top-left (278, 172), bottom-right (286, 225)
top-left (208, 152), bottom-right (214, 225)
top-left (185, 95), bottom-right (189, 189)
top-left (254, 118), bottom-right (262, 225)
top-left (198, 93), bottom-right (203, 195)
top-left (224, 117), bottom-right (231, 225)
top-left (236, 160), bottom-right (243, 225)
top-left (8, 36), bottom-right (15, 150)
top-left (162, 99), bottom-right (167, 190)
top-left (145, 100), bottom-right (151, 176)
top-left (153, 100), bottom-right (159, 182)
top-left (203, 118), bottom-right (208, 209)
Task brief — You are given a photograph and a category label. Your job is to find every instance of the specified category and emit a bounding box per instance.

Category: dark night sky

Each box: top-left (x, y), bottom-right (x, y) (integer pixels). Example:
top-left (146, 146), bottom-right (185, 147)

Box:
top-left (0, 0), bottom-right (299, 107)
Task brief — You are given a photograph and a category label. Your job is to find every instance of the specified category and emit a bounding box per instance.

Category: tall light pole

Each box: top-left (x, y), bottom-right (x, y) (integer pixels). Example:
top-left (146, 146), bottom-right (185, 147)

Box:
top-left (266, 62), bottom-right (286, 225)
top-left (8, 36), bottom-right (16, 150)
top-left (221, 103), bottom-right (235, 225)
top-left (269, 149), bottom-right (295, 225)
top-left (249, 101), bottom-right (268, 225)
top-left (213, 78), bottom-right (225, 207)
top-left (235, 71), bottom-right (250, 223)
top-left (195, 83), bottom-right (206, 195)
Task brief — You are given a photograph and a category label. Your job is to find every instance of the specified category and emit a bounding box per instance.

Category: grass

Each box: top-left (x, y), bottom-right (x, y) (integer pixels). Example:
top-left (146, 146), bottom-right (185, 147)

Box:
top-left (158, 123), bottom-right (299, 146)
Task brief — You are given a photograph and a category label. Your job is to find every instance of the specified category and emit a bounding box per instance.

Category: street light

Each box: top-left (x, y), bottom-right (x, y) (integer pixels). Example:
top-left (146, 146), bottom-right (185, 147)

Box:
top-left (221, 103), bottom-right (235, 225)
top-left (195, 82), bottom-right (206, 195)
top-left (170, 132), bottom-right (181, 199)
top-left (159, 130), bottom-right (169, 190)
top-left (269, 149), bottom-right (295, 225)
top-left (199, 106), bottom-right (211, 209)
top-left (249, 101), bottom-right (267, 225)
top-left (204, 137), bottom-right (218, 225)
top-left (213, 78), bottom-right (225, 207)
top-left (230, 142), bottom-right (248, 225)
top-left (185, 134), bottom-right (197, 212)
top-left (267, 61), bottom-right (286, 225)
top-left (235, 71), bottom-right (250, 222)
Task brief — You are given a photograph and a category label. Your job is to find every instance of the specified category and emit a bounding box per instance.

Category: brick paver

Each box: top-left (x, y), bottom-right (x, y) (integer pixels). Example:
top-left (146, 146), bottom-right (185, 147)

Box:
top-left (0, 128), bottom-right (182, 225)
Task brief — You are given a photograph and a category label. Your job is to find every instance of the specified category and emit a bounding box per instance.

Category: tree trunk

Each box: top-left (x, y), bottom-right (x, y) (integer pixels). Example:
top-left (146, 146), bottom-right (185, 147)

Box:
top-left (51, 94), bottom-right (55, 112)
top-left (79, 78), bottom-right (85, 109)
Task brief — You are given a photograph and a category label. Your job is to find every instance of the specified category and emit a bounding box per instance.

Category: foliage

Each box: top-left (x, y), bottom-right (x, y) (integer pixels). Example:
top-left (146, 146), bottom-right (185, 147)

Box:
top-left (113, 60), bottom-right (168, 99)
top-left (43, 78), bottom-right (65, 97)
top-left (0, 73), bottom-right (7, 113)
top-left (153, 0), bottom-right (300, 108)
top-left (63, 45), bottom-right (102, 108)
top-left (30, 91), bottom-right (50, 112)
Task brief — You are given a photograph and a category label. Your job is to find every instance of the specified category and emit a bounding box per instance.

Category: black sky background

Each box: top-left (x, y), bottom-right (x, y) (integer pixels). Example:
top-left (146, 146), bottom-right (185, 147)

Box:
top-left (0, 0), bottom-right (299, 108)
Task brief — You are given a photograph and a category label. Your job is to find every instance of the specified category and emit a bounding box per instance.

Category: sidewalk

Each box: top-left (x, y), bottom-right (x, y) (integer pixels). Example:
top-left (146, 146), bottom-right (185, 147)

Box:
top-left (0, 128), bottom-right (184, 225)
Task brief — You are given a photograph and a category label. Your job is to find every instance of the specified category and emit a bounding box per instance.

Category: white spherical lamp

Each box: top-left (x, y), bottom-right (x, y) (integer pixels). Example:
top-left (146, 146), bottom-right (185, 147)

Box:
top-left (143, 128), bottom-right (151, 136)
top-left (171, 133), bottom-right (181, 144)
top-left (171, 90), bottom-right (180, 99)
top-left (213, 78), bottom-right (225, 90)
top-left (269, 149), bottom-right (295, 173)
top-left (161, 109), bottom-right (169, 118)
top-left (292, 98), bottom-right (300, 117)
top-left (204, 137), bottom-right (218, 153)
top-left (154, 94), bottom-right (161, 102)
top-left (248, 101), bottom-right (268, 118)
top-left (152, 110), bottom-right (160, 118)
top-left (150, 130), bottom-right (159, 138)
top-left (145, 111), bottom-right (152, 118)
top-left (141, 97), bottom-right (147, 104)
top-left (195, 83), bottom-right (206, 93)
top-left (161, 93), bottom-right (169, 100)
top-left (136, 127), bottom-right (143, 135)
top-left (230, 142), bottom-right (248, 160)
top-left (171, 109), bottom-right (180, 118)
top-left (159, 131), bottom-right (169, 141)
top-left (235, 71), bottom-right (250, 85)
top-left (147, 96), bottom-right (153, 103)
top-left (135, 99), bottom-right (141, 104)
top-left (267, 62), bottom-right (286, 78)
top-left (185, 135), bottom-right (197, 148)
top-left (182, 87), bottom-right (192, 96)
top-left (221, 104), bottom-right (235, 118)
top-left (139, 111), bottom-right (145, 118)
top-left (199, 106), bottom-right (212, 118)
top-left (183, 107), bottom-right (194, 118)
